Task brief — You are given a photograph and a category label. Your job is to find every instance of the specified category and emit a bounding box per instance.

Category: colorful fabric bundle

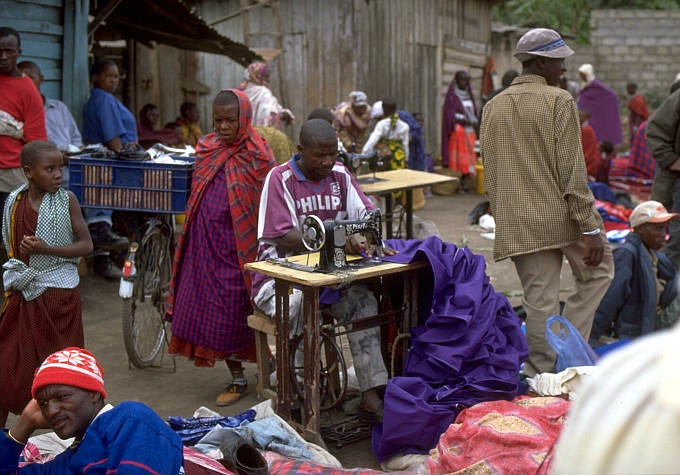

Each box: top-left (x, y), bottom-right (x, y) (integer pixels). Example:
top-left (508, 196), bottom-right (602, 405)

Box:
top-left (427, 396), bottom-right (570, 475)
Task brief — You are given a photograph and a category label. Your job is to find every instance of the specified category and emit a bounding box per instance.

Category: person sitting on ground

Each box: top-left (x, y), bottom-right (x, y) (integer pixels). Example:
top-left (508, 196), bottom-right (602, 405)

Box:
top-left (332, 91), bottom-right (371, 152)
top-left (361, 98), bottom-right (409, 172)
top-left (0, 141), bottom-right (92, 428)
top-left (627, 82), bottom-right (650, 144)
top-left (579, 109), bottom-right (600, 179)
top-left (137, 103), bottom-right (181, 148)
top-left (597, 140), bottom-right (615, 183)
top-left (591, 201), bottom-right (680, 345)
top-left (252, 119), bottom-right (394, 420)
top-left (0, 347), bottom-right (184, 473)
top-left (628, 120), bottom-right (654, 180)
top-left (165, 89), bottom-right (276, 407)
top-left (176, 101), bottom-right (203, 146)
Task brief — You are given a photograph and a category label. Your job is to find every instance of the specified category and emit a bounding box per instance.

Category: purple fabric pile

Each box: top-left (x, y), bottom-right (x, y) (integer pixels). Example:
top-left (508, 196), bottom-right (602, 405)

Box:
top-left (372, 237), bottom-right (528, 461)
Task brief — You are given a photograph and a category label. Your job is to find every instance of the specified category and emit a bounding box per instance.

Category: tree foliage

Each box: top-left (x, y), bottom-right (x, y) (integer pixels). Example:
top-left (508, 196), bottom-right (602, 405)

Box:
top-left (493, 0), bottom-right (680, 44)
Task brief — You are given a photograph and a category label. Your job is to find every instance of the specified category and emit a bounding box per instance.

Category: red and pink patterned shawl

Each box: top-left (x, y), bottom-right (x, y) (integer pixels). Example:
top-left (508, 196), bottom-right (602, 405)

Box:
top-left (166, 89), bottom-right (276, 317)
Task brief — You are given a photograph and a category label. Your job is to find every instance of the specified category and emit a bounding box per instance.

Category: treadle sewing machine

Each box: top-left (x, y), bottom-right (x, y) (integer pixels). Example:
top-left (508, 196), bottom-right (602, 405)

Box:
top-left (339, 150), bottom-right (385, 184)
top-left (267, 209), bottom-right (384, 273)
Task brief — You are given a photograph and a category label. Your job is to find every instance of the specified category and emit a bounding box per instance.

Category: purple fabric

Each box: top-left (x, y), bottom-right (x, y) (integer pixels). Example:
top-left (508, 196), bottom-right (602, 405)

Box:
top-left (171, 171), bottom-right (254, 353)
top-left (441, 81), bottom-right (477, 167)
top-left (577, 79), bottom-right (623, 145)
top-left (372, 236), bottom-right (528, 461)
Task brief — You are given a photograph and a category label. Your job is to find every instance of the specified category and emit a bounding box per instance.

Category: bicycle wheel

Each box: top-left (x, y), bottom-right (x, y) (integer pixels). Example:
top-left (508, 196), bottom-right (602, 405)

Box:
top-left (290, 330), bottom-right (348, 411)
top-left (121, 220), bottom-right (173, 368)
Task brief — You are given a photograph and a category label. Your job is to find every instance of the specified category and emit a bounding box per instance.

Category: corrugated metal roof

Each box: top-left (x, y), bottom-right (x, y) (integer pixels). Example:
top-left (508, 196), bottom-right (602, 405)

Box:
top-left (101, 0), bottom-right (262, 66)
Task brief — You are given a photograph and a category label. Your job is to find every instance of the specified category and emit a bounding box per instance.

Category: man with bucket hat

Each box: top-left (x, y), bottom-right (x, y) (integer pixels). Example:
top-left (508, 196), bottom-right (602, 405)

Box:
top-left (480, 28), bottom-right (614, 376)
top-left (0, 347), bottom-right (183, 473)
top-left (592, 201), bottom-right (680, 343)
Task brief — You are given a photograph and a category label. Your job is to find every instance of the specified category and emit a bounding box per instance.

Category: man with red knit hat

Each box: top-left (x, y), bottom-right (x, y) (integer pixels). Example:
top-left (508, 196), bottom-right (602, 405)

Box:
top-left (0, 347), bottom-right (183, 473)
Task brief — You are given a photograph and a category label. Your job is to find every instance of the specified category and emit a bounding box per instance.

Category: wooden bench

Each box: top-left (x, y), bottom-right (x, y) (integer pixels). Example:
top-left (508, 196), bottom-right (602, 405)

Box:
top-left (247, 311), bottom-right (277, 401)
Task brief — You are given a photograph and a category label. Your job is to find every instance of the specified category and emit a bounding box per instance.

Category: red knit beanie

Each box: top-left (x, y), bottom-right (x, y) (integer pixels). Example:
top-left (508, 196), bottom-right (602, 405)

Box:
top-left (31, 347), bottom-right (107, 399)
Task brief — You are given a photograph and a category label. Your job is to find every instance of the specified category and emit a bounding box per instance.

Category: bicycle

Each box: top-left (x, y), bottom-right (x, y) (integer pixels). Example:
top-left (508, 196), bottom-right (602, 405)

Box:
top-left (119, 214), bottom-right (175, 368)
top-left (68, 153), bottom-right (193, 369)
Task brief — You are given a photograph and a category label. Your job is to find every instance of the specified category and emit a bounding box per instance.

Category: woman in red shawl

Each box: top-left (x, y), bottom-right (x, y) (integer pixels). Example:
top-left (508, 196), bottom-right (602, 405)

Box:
top-left (441, 70), bottom-right (478, 180)
top-left (165, 89), bottom-right (276, 406)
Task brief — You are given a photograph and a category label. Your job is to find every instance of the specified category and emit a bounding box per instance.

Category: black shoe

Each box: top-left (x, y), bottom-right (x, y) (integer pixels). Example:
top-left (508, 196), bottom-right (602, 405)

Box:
top-left (89, 223), bottom-right (129, 252)
top-left (218, 431), bottom-right (268, 475)
top-left (94, 256), bottom-right (122, 281)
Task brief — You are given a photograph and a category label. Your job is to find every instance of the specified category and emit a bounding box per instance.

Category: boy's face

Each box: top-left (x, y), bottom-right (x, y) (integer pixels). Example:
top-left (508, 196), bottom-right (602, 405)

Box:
top-left (24, 151), bottom-right (63, 194)
top-left (636, 221), bottom-right (669, 250)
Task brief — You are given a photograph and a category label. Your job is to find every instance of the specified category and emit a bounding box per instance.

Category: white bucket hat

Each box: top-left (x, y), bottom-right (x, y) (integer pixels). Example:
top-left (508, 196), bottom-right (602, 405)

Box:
top-left (514, 28), bottom-right (574, 63)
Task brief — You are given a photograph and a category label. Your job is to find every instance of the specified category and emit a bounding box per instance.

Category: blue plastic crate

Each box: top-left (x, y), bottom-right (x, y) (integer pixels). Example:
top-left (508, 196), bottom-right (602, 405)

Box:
top-left (68, 155), bottom-right (194, 213)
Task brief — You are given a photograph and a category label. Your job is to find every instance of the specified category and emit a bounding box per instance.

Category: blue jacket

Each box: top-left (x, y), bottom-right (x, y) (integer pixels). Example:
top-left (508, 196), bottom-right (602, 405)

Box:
top-left (592, 232), bottom-right (678, 340)
top-left (0, 401), bottom-right (183, 474)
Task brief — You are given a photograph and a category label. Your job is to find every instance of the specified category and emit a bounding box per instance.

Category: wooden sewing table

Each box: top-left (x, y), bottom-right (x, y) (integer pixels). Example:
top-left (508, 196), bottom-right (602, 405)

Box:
top-left (244, 253), bottom-right (426, 445)
top-left (358, 169), bottom-right (457, 239)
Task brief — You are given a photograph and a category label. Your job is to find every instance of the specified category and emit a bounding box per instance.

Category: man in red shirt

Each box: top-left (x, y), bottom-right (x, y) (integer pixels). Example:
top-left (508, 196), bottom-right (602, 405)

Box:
top-left (579, 109), bottom-right (600, 179)
top-left (0, 27), bottom-right (47, 216)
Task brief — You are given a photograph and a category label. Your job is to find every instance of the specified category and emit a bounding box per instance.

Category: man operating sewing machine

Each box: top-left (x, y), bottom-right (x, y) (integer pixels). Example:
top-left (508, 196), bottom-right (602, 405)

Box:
top-left (252, 118), bottom-right (392, 421)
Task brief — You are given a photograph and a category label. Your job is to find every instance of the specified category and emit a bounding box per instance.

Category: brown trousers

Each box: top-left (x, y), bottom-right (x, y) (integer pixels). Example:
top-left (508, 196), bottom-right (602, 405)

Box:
top-left (512, 234), bottom-right (614, 376)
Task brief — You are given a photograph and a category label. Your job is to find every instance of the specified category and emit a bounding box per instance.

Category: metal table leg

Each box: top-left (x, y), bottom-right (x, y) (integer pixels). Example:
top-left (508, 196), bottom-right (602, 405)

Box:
top-left (302, 285), bottom-right (324, 446)
top-left (406, 189), bottom-right (413, 239)
top-left (275, 279), bottom-right (292, 420)
top-left (385, 194), bottom-right (393, 239)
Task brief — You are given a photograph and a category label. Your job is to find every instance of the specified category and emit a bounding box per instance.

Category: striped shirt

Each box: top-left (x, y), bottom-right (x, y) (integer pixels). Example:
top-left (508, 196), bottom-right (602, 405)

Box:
top-left (480, 74), bottom-right (602, 261)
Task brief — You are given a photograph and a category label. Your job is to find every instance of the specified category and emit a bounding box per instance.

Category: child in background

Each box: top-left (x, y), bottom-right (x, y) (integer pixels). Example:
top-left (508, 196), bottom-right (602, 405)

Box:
top-left (0, 140), bottom-right (92, 427)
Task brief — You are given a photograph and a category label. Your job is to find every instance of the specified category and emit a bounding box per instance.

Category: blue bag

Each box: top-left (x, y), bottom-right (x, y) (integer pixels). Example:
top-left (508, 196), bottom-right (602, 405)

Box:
top-left (545, 315), bottom-right (599, 372)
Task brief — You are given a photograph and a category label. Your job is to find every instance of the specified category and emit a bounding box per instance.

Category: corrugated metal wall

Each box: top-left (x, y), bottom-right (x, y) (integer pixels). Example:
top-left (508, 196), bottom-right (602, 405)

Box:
top-left (1, 0), bottom-right (89, 126)
top-left (195, 0), bottom-right (493, 158)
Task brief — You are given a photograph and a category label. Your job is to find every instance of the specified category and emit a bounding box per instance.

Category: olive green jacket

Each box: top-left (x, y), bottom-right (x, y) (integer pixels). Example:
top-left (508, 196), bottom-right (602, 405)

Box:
top-left (648, 89), bottom-right (680, 208)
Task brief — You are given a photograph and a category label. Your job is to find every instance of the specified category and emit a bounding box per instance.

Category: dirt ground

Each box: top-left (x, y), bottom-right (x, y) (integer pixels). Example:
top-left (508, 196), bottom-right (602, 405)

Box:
top-left (7, 192), bottom-right (578, 469)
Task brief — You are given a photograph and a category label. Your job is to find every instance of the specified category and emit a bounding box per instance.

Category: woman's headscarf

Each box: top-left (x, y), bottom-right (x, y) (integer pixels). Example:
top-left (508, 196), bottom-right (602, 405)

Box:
top-left (167, 89), bottom-right (276, 315)
top-left (240, 61), bottom-right (270, 88)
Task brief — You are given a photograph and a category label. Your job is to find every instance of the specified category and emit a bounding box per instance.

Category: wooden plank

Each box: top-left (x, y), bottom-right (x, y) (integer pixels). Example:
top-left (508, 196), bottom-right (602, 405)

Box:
top-left (16, 0), bottom-right (61, 7)
top-left (20, 40), bottom-right (62, 60)
top-left (247, 313), bottom-right (277, 335)
top-left (1, 1), bottom-right (60, 22)
top-left (245, 254), bottom-right (426, 288)
top-left (359, 169), bottom-right (456, 195)
top-left (9, 19), bottom-right (63, 36)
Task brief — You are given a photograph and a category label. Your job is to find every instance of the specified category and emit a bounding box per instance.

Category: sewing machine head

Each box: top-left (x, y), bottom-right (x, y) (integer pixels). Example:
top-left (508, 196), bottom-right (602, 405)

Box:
top-left (301, 210), bottom-right (384, 272)
top-left (338, 150), bottom-right (382, 176)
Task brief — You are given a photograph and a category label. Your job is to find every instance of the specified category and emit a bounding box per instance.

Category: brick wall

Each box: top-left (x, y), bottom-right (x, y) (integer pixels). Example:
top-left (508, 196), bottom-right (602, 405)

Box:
top-left (492, 10), bottom-right (680, 109)
top-left (590, 9), bottom-right (680, 108)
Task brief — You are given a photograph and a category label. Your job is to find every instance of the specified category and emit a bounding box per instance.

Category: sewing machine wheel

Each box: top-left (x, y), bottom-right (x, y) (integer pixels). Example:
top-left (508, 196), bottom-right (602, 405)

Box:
top-left (290, 330), bottom-right (348, 411)
top-left (301, 215), bottom-right (325, 252)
